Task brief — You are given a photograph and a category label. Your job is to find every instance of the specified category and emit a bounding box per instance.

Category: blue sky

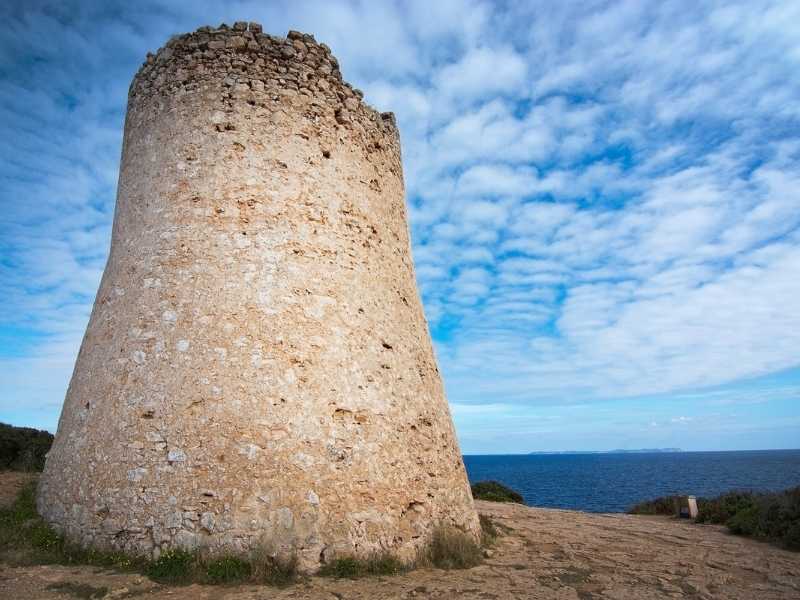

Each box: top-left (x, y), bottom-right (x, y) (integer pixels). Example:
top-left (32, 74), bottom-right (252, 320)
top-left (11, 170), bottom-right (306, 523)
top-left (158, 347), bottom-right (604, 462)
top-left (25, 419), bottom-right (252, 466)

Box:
top-left (1, 0), bottom-right (799, 453)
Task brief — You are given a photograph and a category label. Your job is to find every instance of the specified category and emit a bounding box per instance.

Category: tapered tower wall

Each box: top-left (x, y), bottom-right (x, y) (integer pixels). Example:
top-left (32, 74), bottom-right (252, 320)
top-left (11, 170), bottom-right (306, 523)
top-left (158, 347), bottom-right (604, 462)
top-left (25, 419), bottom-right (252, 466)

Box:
top-left (37, 22), bottom-right (479, 572)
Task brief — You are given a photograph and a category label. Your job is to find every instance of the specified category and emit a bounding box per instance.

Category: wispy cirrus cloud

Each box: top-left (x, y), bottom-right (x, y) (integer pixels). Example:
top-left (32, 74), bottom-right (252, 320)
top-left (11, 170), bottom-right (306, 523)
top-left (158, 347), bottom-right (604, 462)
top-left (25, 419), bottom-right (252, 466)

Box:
top-left (1, 0), bottom-right (799, 451)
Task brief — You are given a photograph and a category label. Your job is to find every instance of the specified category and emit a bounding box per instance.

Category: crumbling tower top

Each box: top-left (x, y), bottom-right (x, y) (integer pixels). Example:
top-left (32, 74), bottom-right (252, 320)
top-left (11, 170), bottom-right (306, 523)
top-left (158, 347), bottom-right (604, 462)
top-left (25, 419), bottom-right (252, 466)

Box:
top-left (129, 22), bottom-right (398, 152)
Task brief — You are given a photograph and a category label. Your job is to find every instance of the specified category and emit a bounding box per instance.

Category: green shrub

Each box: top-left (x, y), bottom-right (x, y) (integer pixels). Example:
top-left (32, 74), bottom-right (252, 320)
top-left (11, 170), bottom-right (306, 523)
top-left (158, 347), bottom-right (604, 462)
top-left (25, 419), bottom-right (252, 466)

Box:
top-left (470, 481), bottom-right (524, 504)
top-left (696, 491), bottom-right (757, 524)
top-left (1, 481), bottom-right (60, 564)
top-left (420, 526), bottom-right (483, 570)
top-left (784, 522), bottom-right (800, 551)
top-left (0, 422), bottom-right (54, 472)
top-left (362, 553), bottom-right (405, 576)
top-left (7, 480), bottom-right (39, 522)
top-left (204, 555), bottom-right (252, 584)
top-left (727, 505), bottom-right (760, 536)
top-left (628, 495), bottom-right (684, 516)
top-left (319, 556), bottom-right (360, 578)
top-left (318, 553), bottom-right (406, 578)
top-left (145, 549), bottom-right (198, 584)
top-left (630, 486), bottom-right (800, 551)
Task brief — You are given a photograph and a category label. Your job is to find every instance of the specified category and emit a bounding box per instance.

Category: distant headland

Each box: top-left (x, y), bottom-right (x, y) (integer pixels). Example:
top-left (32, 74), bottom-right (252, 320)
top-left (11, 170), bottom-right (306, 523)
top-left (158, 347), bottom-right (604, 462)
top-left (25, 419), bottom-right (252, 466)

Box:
top-left (527, 448), bottom-right (682, 455)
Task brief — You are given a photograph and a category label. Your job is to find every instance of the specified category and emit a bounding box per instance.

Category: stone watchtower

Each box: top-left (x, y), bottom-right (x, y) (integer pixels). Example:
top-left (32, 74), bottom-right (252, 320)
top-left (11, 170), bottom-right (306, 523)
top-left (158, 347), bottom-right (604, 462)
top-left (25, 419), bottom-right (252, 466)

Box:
top-left (38, 22), bottom-right (479, 571)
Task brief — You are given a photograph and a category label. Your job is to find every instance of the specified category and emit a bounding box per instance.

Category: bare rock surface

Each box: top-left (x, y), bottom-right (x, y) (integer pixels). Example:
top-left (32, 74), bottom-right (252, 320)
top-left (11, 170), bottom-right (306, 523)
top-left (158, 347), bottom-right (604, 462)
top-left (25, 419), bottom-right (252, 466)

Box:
top-left (3, 480), bottom-right (798, 599)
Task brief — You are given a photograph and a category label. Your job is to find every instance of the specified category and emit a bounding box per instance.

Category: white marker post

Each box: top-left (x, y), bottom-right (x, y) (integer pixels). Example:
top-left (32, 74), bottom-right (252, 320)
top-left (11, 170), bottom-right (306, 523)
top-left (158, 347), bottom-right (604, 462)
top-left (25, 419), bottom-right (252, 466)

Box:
top-left (688, 496), bottom-right (699, 519)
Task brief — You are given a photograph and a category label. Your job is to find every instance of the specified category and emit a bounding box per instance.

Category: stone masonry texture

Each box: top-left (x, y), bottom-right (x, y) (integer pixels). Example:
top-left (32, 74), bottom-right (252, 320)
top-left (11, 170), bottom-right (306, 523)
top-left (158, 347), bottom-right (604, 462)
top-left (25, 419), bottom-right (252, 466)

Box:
top-left (37, 22), bottom-right (480, 572)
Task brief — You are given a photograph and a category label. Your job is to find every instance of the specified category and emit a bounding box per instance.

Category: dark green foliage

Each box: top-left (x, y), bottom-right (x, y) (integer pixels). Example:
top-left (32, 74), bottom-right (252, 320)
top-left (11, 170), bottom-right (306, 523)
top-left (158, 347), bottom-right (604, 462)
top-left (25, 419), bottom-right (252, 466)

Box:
top-left (318, 553), bottom-right (406, 578)
top-left (145, 548), bottom-right (198, 584)
top-left (318, 556), bottom-right (361, 578)
top-left (696, 491), bottom-right (757, 524)
top-left (471, 481), bottom-right (524, 504)
top-left (1, 480), bottom-right (62, 563)
top-left (7, 479), bottom-right (39, 521)
top-left (785, 522), bottom-right (800, 550)
top-left (0, 422), bottom-right (54, 472)
top-left (629, 486), bottom-right (800, 551)
top-left (420, 526), bottom-right (483, 570)
top-left (628, 495), bottom-right (684, 516)
top-left (204, 555), bottom-right (252, 584)
top-left (726, 505), bottom-right (760, 536)
top-left (718, 487), bottom-right (800, 550)
top-left (361, 553), bottom-right (405, 576)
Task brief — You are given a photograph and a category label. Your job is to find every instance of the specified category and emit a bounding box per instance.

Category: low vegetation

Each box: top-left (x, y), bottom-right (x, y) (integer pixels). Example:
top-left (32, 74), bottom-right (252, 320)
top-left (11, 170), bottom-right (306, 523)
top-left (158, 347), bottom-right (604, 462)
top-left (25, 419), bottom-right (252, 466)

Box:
top-left (418, 526), bottom-right (484, 570)
top-left (2, 480), bottom-right (498, 586)
top-left (628, 487), bottom-right (800, 551)
top-left (319, 518), bottom-right (500, 579)
top-left (471, 480), bottom-right (524, 504)
top-left (0, 481), bottom-right (144, 570)
top-left (0, 480), bottom-right (298, 586)
top-left (628, 495), bottom-right (686, 516)
top-left (479, 513), bottom-right (499, 546)
top-left (249, 544), bottom-right (300, 586)
top-left (317, 553), bottom-right (407, 578)
top-left (0, 422), bottom-right (54, 472)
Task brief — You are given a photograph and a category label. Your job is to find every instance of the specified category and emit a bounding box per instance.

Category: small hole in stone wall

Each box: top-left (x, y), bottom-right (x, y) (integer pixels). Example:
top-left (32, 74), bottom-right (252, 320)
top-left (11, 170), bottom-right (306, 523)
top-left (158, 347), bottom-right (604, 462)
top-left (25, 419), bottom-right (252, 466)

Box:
top-left (322, 149), bottom-right (331, 158)
top-left (141, 410), bottom-right (155, 419)
top-left (85, 402), bottom-right (90, 410)
top-left (381, 341), bottom-right (393, 350)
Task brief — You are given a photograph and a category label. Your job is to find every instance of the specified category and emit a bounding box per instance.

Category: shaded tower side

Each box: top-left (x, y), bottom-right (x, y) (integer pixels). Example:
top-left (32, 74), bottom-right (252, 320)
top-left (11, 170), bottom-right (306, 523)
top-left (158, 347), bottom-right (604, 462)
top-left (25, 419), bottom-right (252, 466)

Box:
top-left (37, 23), bottom-right (479, 571)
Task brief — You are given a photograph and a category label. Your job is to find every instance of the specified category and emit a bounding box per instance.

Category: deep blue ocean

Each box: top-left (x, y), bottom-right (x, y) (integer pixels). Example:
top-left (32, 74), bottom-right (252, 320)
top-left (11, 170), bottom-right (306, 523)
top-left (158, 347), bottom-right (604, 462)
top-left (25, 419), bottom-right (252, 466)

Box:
top-left (463, 450), bottom-right (800, 513)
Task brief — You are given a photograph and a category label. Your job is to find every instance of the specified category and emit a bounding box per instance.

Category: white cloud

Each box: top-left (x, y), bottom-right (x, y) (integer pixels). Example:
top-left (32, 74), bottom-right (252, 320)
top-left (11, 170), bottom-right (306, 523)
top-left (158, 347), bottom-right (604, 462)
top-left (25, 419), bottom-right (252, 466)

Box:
top-left (435, 46), bottom-right (527, 101)
top-left (2, 0), bottom-right (799, 449)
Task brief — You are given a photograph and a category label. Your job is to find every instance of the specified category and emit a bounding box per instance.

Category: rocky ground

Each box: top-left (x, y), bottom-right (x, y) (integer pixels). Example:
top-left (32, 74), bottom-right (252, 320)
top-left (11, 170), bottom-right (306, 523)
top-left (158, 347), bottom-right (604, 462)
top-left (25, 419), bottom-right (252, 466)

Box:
top-left (1, 472), bottom-right (797, 599)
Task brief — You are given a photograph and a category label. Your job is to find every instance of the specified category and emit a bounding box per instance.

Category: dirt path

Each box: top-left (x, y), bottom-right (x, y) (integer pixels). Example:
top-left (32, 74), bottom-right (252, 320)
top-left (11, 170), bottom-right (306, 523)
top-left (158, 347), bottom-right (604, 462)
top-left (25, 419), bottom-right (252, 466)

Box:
top-left (1, 474), bottom-right (797, 599)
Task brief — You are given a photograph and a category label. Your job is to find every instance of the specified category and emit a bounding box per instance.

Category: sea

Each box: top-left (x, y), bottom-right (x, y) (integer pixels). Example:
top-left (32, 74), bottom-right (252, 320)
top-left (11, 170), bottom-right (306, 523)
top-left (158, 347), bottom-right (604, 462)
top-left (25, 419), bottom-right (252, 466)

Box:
top-left (463, 449), bottom-right (800, 513)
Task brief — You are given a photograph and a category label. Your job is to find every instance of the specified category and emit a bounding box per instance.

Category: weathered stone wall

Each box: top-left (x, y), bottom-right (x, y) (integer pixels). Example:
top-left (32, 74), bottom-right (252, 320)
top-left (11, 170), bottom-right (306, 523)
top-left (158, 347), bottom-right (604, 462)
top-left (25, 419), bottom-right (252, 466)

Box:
top-left (37, 22), bottom-right (479, 572)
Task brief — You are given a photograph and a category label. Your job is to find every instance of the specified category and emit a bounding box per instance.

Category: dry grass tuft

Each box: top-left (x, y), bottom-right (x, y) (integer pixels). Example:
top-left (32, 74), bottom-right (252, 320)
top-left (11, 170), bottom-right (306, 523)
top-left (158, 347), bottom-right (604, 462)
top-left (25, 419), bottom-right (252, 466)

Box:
top-left (418, 526), bottom-right (483, 570)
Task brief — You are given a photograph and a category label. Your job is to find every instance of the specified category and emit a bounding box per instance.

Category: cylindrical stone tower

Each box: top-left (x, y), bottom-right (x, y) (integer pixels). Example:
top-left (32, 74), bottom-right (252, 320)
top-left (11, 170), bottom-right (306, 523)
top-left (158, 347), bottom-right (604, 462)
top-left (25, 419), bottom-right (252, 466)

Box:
top-left (38, 22), bottom-right (479, 571)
